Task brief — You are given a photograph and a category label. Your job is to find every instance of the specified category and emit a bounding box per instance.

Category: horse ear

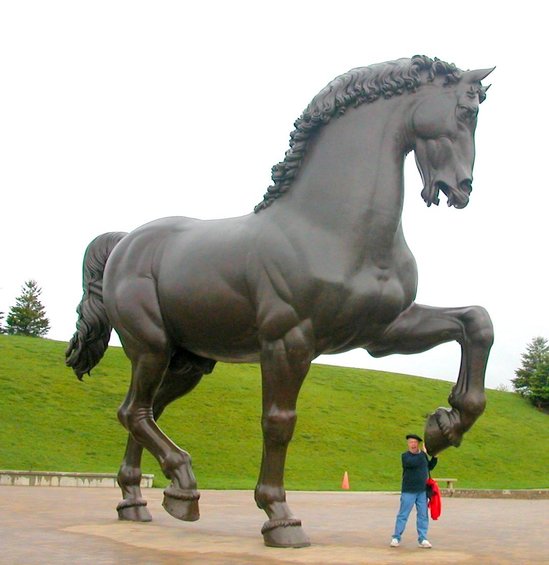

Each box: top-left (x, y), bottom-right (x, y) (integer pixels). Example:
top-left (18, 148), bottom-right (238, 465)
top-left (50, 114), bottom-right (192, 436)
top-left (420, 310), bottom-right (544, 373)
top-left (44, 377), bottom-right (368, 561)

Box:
top-left (463, 67), bottom-right (495, 83)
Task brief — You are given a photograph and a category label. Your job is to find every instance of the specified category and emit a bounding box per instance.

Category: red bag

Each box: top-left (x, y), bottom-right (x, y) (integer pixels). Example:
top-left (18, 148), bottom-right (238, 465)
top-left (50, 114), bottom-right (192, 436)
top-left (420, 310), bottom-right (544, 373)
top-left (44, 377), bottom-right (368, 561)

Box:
top-left (426, 477), bottom-right (441, 520)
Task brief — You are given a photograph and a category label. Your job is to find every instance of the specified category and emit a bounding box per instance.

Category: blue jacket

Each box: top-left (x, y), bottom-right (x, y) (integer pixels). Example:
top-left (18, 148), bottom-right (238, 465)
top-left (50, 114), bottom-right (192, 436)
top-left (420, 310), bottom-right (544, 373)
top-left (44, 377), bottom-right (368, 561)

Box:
top-left (401, 451), bottom-right (438, 493)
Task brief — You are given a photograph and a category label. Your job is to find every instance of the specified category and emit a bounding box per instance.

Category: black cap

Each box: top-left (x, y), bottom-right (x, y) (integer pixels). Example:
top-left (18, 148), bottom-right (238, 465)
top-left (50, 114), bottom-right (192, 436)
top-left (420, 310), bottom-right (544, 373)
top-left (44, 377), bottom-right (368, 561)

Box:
top-left (406, 434), bottom-right (423, 441)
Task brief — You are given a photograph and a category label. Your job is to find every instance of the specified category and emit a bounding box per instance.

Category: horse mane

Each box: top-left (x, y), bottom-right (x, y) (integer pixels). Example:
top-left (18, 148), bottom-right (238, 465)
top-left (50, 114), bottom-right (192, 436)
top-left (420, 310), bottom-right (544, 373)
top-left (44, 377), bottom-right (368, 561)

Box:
top-left (254, 55), bottom-right (463, 213)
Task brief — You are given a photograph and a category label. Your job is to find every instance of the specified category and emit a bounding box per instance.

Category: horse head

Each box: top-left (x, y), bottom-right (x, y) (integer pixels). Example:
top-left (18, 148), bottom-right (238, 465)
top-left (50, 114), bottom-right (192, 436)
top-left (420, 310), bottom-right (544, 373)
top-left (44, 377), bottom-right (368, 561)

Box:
top-left (411, 67), bottom-right (494, 209)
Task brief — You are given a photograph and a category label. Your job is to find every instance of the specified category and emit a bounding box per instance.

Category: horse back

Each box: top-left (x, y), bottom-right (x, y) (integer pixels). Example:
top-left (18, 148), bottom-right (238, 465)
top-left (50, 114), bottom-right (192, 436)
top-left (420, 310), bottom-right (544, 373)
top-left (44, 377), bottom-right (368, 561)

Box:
top-left (103, 215), bottom-right (265, 361)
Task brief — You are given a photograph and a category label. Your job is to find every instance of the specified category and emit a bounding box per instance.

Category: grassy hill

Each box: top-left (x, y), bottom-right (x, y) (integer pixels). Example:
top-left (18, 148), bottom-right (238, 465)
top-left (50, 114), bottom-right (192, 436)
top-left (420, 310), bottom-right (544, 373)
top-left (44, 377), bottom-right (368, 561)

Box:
top-left (1, 334), bottom-right (547, 490)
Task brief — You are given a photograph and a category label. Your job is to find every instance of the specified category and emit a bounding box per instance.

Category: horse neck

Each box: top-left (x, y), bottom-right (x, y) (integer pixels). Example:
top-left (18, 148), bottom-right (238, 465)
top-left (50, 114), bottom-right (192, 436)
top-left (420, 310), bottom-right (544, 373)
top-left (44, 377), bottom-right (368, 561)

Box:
top-left (269, 96), bottom-right (410, 246)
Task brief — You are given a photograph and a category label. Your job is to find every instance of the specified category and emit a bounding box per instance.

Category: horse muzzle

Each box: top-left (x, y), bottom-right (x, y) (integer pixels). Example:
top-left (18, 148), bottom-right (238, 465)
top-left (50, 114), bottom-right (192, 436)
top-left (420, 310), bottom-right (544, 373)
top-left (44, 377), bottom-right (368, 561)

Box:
top-left (422, 179), bottom-right (472, 209)
top-left (438, 178), bottom-right (472, 209)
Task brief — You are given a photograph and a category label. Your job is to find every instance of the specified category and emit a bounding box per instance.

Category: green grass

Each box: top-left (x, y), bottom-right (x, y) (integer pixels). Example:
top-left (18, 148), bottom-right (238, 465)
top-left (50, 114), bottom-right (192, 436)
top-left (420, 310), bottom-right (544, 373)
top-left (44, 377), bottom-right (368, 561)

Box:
top-left (1, 334), bottom-right (547, 490)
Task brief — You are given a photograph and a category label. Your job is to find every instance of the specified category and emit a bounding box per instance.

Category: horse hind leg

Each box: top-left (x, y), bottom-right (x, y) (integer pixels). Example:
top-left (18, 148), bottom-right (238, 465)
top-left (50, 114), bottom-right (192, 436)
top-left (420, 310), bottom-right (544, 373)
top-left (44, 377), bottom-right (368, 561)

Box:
top-left (116, 362), bottom-right (206, 521)
top-left (159, 352), bottom-right (215, 521)
top-left (117, 333), bottom-right (209, 523)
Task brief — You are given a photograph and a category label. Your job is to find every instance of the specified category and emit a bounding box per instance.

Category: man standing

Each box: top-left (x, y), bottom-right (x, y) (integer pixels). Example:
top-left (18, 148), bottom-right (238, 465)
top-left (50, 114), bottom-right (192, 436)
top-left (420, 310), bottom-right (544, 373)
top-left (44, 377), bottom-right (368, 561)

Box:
top-left (390, 433), bottom-right (438, 548)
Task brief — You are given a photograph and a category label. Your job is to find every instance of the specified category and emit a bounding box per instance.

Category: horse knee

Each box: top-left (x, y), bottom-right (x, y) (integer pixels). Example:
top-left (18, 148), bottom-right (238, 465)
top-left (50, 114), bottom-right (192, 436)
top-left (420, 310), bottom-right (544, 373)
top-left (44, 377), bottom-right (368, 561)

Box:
top-left (463, 306), bottom-right (494, 348)
top-left (262, 408), bottom-right (297, 445)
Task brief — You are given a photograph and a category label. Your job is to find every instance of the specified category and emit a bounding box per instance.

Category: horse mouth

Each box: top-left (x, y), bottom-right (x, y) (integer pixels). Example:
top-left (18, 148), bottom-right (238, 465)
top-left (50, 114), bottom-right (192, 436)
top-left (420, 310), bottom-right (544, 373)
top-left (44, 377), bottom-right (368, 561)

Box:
top-left (424, 181), bottom-right (472, 209)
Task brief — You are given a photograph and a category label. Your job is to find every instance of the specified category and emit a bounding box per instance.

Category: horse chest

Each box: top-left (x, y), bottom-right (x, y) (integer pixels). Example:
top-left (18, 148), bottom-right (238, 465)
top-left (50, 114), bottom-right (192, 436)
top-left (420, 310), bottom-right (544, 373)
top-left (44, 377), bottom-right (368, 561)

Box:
top-left (313, 269), bottom-right (411, 346)
top-left (350, 272), bottom-right (407, 316)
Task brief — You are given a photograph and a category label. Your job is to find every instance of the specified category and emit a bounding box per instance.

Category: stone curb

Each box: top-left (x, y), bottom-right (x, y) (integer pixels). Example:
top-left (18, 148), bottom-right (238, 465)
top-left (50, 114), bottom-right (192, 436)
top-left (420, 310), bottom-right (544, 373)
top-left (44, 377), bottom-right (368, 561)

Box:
top-left (0, 470), bottom-right (154, 488)
top-left (442, 488), bottom-right (549, 499)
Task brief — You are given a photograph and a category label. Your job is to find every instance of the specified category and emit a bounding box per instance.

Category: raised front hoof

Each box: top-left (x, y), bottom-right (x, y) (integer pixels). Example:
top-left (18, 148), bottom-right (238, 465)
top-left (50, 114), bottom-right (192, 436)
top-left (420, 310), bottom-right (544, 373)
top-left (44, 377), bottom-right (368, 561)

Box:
top-left (162, 485), bottom-right (200, 521)
top-left (424, 408), bottom-right (462, 456)
top-left (116, 499), bottom-right (152, 522)
top-left (261, 518), bottom-right (311, 548)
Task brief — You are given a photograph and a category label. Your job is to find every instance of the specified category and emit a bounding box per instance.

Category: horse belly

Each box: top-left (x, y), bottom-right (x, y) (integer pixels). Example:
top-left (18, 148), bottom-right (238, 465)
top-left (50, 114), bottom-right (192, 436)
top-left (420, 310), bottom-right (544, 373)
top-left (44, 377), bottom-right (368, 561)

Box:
top-left (158, 268), bottom-right (260, 362)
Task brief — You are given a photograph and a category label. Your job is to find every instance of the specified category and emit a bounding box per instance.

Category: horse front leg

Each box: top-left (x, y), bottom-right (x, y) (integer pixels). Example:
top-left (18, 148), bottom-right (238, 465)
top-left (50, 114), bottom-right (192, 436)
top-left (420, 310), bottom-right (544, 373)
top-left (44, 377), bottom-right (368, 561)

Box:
top-left (367, 303), bottom-right (494, 455)
top-left (116, 367), bottom-right (204, 521)
top-left (255, 322), bottom-right (313, 548)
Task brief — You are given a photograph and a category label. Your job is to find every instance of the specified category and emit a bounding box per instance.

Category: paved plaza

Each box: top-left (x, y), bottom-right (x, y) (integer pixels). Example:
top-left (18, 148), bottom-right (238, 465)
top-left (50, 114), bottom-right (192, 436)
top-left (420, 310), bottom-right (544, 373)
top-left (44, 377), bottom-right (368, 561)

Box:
top-left (1, 486), bottom-right (547, 564)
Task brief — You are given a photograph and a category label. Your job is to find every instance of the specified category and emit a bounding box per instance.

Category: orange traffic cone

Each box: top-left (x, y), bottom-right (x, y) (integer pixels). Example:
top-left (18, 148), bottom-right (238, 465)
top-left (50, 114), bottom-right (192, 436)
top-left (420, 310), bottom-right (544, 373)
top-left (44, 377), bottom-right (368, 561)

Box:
top-left (341, 471), bottom-right (350, 490)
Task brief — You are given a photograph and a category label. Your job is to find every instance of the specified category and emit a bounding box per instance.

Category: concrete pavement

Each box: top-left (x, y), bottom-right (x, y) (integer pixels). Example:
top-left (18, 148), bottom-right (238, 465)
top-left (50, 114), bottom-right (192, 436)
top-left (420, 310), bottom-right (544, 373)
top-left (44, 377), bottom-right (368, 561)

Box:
top-left (1, 486), bottom-right (547, 564)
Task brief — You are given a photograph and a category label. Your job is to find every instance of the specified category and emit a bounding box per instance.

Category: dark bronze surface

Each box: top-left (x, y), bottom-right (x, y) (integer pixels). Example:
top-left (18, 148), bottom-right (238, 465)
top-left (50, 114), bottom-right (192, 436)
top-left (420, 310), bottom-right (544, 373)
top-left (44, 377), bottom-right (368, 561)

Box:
top-left (67, 55), bottom-right (494, 547)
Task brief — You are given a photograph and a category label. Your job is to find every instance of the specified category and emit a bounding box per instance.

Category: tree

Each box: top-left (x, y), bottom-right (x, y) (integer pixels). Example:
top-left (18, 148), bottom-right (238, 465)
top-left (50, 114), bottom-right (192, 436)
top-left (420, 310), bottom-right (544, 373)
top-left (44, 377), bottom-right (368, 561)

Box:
top-left (6, 280), bottom-right (50, 337)
top-left (0, 311), bottom-right (5, 334)
top-left (512, 336), bottom-right (549, 410)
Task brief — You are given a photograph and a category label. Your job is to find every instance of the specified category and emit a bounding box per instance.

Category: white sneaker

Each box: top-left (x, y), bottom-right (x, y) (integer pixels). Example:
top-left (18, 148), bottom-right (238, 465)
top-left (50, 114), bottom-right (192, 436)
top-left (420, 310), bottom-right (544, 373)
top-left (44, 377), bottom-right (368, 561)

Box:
top-left (418, 539), bottom-right (432, 548)
top-left (390, 538), bottom-right (400, 547)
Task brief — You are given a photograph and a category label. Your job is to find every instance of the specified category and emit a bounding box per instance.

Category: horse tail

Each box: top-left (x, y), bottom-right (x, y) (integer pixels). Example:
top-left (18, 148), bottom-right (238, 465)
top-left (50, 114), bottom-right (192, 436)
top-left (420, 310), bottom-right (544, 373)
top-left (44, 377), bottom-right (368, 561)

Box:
top-left (65, 231), bottom-right (128, 380)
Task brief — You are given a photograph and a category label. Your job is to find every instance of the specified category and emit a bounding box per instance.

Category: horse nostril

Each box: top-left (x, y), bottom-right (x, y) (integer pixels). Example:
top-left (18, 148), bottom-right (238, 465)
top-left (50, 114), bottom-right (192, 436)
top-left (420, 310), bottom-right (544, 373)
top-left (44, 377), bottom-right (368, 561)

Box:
top-left (460, 179), bottom-right (473, 194)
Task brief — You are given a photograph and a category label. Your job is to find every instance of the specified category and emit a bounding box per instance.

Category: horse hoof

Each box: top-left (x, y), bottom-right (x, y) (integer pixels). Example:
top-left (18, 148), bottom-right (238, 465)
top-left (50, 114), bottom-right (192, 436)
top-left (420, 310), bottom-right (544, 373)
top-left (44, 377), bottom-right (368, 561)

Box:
top-left (261, 518), bottom-right (311, 548)
top-left (424, 408), bottom-right (461, 455)
top-left (117, 498), bottom-right (152, 522)
top-left (162, 485), bottom-right (200, 521)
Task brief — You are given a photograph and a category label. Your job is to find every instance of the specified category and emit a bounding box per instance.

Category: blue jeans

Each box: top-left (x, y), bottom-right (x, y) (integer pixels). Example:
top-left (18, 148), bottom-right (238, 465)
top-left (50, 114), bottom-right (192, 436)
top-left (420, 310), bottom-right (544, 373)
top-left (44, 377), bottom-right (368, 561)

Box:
top-left (392, 491), bottom-right (429, 542)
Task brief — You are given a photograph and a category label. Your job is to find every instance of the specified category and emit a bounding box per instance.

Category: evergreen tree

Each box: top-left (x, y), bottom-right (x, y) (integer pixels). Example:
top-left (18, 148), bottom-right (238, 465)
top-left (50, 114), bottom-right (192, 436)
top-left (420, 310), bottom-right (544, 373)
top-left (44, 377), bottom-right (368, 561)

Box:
top-left (512, 336), bottom-right (549, 410)
top-left (6, 280), bottom-right (50, 337)
top-left (0, 311), bottom-right (5, 334)
top-left (528, 355), bottom-right (549, 410)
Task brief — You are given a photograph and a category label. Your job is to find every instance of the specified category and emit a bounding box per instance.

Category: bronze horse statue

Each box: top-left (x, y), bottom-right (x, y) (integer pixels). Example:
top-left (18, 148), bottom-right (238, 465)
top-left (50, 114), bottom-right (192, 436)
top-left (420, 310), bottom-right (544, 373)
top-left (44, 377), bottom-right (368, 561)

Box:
top-left (67, 55), bottom-right (494, 547)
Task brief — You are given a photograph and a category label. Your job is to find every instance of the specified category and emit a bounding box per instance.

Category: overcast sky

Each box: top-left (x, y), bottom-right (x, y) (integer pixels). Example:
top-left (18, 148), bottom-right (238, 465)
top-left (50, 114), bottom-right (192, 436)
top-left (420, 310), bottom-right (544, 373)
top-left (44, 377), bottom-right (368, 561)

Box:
top-left (1, 1), bottom-right (547, 390)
